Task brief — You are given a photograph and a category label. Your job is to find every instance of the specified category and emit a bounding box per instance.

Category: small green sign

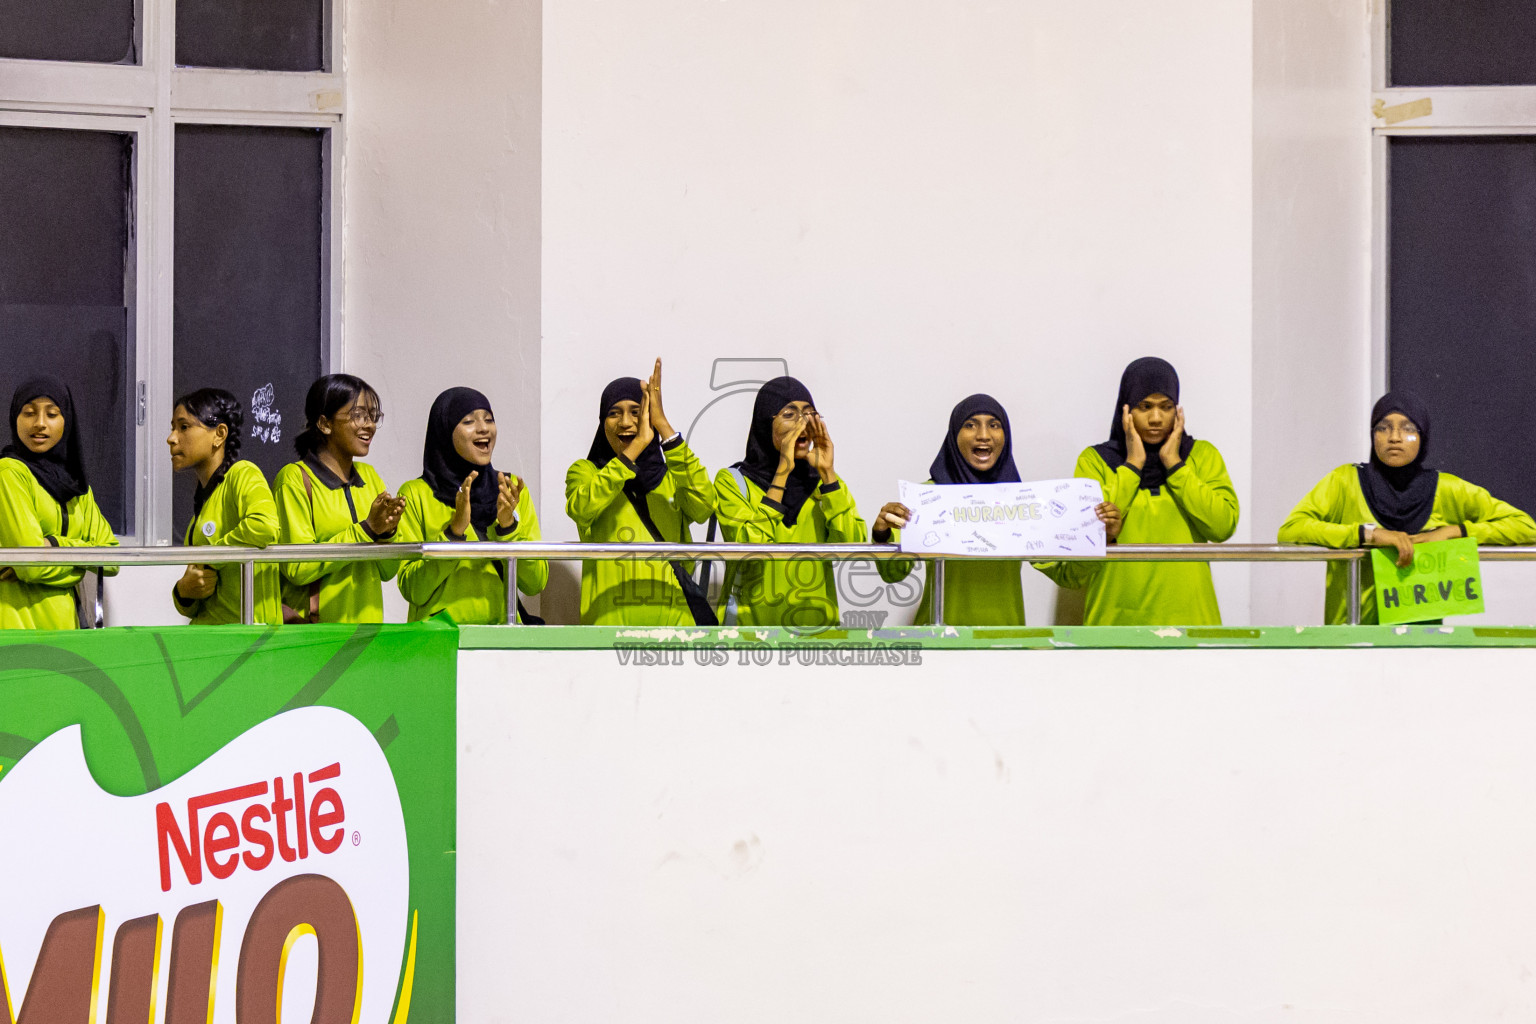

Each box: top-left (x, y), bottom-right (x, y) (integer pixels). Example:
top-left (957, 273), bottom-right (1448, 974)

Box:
top-left (1371, 536), bottom-right (1485, 624)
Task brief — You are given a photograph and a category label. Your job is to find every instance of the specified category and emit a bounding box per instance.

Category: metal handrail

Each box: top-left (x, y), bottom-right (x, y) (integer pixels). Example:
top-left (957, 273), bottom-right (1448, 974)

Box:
top-left (6, 540), bottom-right (1529, 627)
top-left (0, 541), bottom-right (1382, 565)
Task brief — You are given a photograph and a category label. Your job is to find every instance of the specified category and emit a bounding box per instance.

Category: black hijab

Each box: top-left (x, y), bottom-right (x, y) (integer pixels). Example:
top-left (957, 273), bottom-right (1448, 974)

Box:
top-left (586, 377), bottom-right (668, 496)
top-left (422, 387), bottom-right (501, 532)
top-left (3, 376), bottom-right (90, 506)
top-left (929, 393), bottom-right (1021, 485)
top-left (1357, 391), bottom-right (1438, 534)
top-left (737, 375), bottom-right (819, 526)
top-left (1091, 356), bottom-right (1196, 493)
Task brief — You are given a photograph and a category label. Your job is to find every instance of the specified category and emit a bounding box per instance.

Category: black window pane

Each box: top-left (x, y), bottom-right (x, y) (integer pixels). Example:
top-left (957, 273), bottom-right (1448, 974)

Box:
top-left (0, 0), bottom-right (136, 64)
top-left (0, 127), bottom-right (134, 535)
top-left (177, 0), bottom-right (324, 71)
top-left (174, 125), bottom-right (324, 538)
top-left (1391, 0), bottom-right (1536, 86)
top-left (1389, 137), bottom-right (1536, 516)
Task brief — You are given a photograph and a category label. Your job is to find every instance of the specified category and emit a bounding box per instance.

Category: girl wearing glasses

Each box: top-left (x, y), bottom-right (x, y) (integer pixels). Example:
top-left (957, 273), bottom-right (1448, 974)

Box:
top-left (274, 374), bottom-right (406, 623)
top-left (1279, 391), bottom-right (1535, 623)
top-left (713, 375), bottom-right (868, 630)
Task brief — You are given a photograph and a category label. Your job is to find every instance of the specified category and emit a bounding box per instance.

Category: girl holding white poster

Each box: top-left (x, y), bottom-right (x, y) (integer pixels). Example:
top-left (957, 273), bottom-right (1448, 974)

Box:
top-left (871, 394), bottom-right (1122, 625)
top-left (1278, 391), bottom-right (1535, 624)
top-left (1042, 357), bottom-right (1238, 626)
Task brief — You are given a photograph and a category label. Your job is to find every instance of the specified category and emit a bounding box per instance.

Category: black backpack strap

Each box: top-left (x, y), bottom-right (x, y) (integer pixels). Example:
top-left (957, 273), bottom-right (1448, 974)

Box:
top-left (624, 488), bottom-right (719, 627)
top-left (698, 511), bottom-right (720, 593)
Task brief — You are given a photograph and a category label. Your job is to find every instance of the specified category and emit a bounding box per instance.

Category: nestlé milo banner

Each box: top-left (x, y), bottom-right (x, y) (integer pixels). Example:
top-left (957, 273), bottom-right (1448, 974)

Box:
top-left (0, 623), bottom-right (456, 1023)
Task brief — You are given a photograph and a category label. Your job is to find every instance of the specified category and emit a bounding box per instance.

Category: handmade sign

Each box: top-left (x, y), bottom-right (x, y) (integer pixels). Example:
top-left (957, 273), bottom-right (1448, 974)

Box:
top-left (1371, 536), bottom-right (1484, 624)
top-left (896, 478), bottom-right (1106, 558)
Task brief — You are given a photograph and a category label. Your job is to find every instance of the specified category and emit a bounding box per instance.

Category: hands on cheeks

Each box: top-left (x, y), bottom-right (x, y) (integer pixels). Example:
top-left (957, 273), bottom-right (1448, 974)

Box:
top-left (1160, 407), bottom-right (1185, 470)
top-left (1121, 405), bottom-right (1146, 469)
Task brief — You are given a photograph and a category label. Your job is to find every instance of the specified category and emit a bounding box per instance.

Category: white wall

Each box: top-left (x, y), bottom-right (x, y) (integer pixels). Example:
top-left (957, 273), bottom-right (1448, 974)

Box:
top-left (1250, 0), bottom-right (1372, 625)
top-left (460, 648), bottom-right (1536, 1021)
top-left (541, 0), bottom-right (1256, 625)
top-left (342, 0), bottom-right (543, 621)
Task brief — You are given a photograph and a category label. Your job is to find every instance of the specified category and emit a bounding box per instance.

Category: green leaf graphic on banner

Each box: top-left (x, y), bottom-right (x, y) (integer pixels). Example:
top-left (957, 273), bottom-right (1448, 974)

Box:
top-left (1371, 537), bottom-right (1485, 625)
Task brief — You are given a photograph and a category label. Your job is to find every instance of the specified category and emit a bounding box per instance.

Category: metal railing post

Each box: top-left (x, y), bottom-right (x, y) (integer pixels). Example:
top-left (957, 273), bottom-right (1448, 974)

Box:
top-left (506, 557), bottom-right (519, 625)
top-left (1346, 556), bottom-right (1362, 626)
top-left (240, 560), bottom-right (256, 625)
top-left (930, 558), bottom-right (946, 626)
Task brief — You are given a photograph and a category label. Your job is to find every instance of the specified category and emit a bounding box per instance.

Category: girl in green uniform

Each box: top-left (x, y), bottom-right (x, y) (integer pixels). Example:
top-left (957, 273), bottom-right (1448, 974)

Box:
top-left (0, 376), bottom-right (118, 630)
top-left (566, 361), bottom-right (717, 626)
top-left (1279, 391), bottom-right (1536, 624)
top-left (167, 388), bottom-right (283, 625)
top-left (395, 387), bottom-right (548, 623)
top-left (713, 375), bottom-right (867, 630)
top-left (871, 393), bottom-right (1123, 625)
top-left (274, 374), bottom-right (405, 623)
top-left (1044, 357), bottom-right (1238, 625)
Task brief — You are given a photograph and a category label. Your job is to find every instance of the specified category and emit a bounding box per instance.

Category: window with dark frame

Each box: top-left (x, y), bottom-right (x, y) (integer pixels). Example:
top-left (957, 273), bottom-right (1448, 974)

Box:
top-left (2, 0), bottom-right (338, 544)
top-left (1388, 136), bottom-right (1536, 517)
top-left (1390, 0), bottom-right (1536, 87)
top-left (172, 124), bottom-right (326, 537)
top-left (0, 0), bottom-right (138, 64)
top-left (1383, 1), bottom-right (1536, 520)
top-left (0, 126), bottom-right (136, 534)
top-left (176, 0), bottom-right (327, 72)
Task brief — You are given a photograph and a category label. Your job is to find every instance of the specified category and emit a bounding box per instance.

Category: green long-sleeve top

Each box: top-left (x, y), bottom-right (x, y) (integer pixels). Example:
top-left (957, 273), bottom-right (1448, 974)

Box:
top-left (394, 477), bottom-right (548, 624)
top-left (273, 457), bottom-right (400, 623)
top-left (1278, 464), bottom-right (1536, 624)
top-left (713, 468), bottom-right (868, 629)
top-left (1039, 440), bottom-right (1239, 626)
top-left (874, 480), bottom-right (1030, 626)
top-left (566, 438), bottom-right (717, 626)
top-left (172, 460), bottom-right (283, 626)
top-left (0, 457), bottom-right (119, 630)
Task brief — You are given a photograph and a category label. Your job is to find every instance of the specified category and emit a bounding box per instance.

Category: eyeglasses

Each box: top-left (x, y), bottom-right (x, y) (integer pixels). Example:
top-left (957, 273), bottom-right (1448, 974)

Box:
top-left (339, 411), bottom-right (384, 426)
top-left (1372, 422), bottom-right (1418, 439)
